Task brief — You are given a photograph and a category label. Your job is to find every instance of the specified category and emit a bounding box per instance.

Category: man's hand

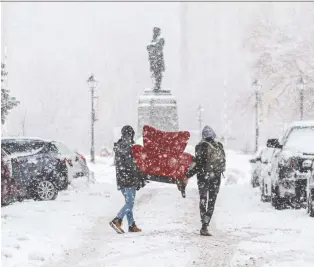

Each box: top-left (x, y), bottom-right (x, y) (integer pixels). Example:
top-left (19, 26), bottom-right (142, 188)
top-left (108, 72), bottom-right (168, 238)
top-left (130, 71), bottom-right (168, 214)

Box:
top-left (183, 177), bottom-right (189, 185)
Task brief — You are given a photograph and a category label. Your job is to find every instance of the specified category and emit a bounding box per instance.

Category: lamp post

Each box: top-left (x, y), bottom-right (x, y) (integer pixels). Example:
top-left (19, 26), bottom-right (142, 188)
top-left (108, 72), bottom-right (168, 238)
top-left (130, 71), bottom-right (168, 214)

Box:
top-left (253, 79), bottom-right (261, 153)
top-left (197, 105), bottom-right (204, 139)
top-left (87, 74), bottom-right (99, 164)
top-left (297, 76), bottom-right (305, 120)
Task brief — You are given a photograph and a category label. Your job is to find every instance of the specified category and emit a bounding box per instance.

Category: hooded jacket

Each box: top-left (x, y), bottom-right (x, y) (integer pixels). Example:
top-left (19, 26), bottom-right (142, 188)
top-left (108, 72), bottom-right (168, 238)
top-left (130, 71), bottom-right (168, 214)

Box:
top-left (186, 126), bottom-right (224, 181)
top-left (114, 126), bottom-right (140, 189)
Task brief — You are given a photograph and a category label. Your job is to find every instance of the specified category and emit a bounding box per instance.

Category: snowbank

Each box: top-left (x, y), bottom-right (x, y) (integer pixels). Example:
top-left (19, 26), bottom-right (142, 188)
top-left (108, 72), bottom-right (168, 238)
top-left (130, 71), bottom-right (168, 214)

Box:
top-left (1, 158), bottom-right (119, 267)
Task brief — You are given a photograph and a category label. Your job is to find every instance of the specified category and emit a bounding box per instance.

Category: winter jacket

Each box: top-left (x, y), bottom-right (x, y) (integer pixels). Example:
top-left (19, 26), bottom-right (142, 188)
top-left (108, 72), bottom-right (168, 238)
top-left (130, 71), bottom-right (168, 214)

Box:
top-left (114, 137), bottom-right (140, 189)
top-left (186, 137), bottom-right (224, 182)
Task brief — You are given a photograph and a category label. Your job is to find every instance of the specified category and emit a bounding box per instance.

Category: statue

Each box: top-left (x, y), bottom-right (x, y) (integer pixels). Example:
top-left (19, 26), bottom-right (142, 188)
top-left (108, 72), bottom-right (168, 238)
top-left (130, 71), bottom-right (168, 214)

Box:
top-left (147, 27), bottom-right (165, 92)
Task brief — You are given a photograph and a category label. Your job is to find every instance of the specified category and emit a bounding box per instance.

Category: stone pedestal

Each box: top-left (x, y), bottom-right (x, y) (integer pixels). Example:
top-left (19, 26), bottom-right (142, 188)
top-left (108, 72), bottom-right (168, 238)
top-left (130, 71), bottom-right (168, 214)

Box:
top-left (137, 88), bottom-right (179, 138)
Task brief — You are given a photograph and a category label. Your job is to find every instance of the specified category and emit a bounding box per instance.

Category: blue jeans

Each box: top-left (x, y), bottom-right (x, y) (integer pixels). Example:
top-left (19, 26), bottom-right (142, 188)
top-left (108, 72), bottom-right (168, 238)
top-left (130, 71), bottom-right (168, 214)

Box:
top-left (116, 187), bottom-right (136, 226)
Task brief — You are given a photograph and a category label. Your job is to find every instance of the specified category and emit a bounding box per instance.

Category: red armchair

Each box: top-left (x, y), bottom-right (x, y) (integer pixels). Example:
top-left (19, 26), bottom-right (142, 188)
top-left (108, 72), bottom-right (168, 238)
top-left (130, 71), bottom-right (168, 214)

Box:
top-left (132, 125), bottom-right (193, 183)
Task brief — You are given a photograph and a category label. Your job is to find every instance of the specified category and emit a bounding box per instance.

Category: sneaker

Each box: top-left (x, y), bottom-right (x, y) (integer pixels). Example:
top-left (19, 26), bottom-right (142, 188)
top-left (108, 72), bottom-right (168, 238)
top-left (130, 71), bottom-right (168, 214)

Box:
top-left (129, 222), bottom-right (142, 232)
top-left (181, 189), bottom-right (186, 198)
top-left (109, 218), bottom-right (124, 234)
top-left (200, 224), bottom-right (211, 236)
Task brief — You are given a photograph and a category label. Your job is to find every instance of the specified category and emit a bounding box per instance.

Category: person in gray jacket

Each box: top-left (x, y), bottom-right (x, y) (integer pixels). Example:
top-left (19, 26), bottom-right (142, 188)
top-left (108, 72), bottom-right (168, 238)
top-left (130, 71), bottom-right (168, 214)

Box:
top-left (110, 125), bottom-right (144, 234)
top-left (185, 126), bottom-right (225, 236)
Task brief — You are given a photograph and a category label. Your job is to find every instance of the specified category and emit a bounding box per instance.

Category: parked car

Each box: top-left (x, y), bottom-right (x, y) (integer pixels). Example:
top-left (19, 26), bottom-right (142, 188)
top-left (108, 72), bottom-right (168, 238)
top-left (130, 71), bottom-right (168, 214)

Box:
top-left (1, 138), bottom-right (73, 201)
top-left (249, 147), bottom-right (265, 187)
top-left (307, 160), bottom-right (314, 217)
top-left (75, 152), bottom-right (90, 178)
top-left (267, 121), bottom-right (314, 209)
top-left (259, 145), bottom-right (276, 202)
top-left (50, 141), bottom-right (90, 179)
top-left (1, 151), bottom-right (18, 206)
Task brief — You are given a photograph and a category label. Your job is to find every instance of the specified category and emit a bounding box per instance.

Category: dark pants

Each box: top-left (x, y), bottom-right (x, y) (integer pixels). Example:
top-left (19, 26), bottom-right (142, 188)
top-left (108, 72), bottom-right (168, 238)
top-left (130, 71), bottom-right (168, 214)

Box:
top-left (198, 175), bottom-right (221, 226)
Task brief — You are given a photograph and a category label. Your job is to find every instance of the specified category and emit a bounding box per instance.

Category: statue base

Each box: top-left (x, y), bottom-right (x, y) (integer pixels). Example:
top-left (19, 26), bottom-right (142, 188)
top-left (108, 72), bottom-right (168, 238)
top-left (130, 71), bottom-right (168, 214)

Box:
top-left (137, 88), bottom-right (179, 137)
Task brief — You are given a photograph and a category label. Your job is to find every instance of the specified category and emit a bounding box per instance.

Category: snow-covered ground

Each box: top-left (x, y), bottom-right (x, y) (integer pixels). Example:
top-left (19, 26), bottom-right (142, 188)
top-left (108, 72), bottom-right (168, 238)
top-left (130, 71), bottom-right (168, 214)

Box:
top-left (1, 153), bottom-right (314, 267)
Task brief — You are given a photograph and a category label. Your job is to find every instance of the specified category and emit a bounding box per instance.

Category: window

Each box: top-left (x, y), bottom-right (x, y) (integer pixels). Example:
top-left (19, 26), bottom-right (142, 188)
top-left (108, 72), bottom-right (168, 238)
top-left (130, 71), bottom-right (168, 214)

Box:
top-left (284, 127), bottom-right (314, 154)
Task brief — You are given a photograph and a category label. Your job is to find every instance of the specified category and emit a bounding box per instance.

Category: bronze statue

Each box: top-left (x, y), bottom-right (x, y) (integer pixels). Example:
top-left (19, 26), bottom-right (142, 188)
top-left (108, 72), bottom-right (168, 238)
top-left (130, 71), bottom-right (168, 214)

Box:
top-left (147, 27), bottom-right (165, 92)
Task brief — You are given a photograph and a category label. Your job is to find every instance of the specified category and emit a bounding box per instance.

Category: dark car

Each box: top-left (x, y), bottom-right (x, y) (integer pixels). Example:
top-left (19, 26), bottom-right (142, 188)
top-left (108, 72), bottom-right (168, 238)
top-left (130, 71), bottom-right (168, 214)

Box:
top-left (1, 138), bottom-right (71, 201)
top-left (267, 121), bottom-right (314, 209)
top-left (1, 150), bottom-right (18, 206)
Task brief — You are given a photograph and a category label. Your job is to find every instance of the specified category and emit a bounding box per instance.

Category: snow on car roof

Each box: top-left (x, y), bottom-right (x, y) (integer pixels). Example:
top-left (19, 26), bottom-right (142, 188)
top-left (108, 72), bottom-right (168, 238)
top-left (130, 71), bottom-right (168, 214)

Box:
top-left (288, 120), bottom-right (314, 128)
top-left (1, 136), bottom-right (45, 141)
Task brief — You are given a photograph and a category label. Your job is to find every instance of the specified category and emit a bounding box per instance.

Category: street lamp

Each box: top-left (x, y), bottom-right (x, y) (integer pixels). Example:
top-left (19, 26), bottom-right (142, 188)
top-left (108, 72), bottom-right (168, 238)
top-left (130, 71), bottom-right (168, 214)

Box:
top-left (87, 74), bottom-right (99, 164)
top-left (297, 76), bottom-right (305, 120)
top-left (252, 79), bottom-right (262, 153)
top-left (197, 105), bottom-right (204, 139)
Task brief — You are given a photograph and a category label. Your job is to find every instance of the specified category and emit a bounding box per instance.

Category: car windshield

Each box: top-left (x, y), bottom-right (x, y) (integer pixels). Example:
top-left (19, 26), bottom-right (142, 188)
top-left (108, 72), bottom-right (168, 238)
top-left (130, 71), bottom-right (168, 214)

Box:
top-left (284, 126), bottom-right (314, 154)
top-left (1, 140), bottom-right (45, 155)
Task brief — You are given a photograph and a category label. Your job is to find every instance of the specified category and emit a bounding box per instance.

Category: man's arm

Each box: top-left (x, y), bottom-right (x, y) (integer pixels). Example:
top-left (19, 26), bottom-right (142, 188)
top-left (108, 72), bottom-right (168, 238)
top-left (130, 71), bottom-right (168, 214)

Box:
top-left (186, 142), bottom-right (208, 178)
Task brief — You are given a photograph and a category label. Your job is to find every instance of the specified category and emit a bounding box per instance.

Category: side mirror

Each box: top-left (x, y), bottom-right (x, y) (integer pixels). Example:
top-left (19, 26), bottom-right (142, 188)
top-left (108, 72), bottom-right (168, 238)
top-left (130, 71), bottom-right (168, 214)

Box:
top-left (267, 139), bottom-right (282, 149)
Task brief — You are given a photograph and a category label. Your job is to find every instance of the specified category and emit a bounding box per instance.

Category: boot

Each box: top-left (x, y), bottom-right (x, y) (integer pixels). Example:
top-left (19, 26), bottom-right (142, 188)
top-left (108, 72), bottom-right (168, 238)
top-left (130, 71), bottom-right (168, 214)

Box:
top-left (129, 222), bottom-right (142, 232)
top-left (200, 224), bottom-right (211, 236)
top-left (109, 218), bottom-right (124, 234)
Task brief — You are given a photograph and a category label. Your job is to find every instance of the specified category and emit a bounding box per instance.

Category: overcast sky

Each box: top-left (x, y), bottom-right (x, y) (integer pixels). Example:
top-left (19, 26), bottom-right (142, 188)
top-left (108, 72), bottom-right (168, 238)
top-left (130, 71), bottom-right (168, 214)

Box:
top-left (1, 2), bottom-right (310, 153)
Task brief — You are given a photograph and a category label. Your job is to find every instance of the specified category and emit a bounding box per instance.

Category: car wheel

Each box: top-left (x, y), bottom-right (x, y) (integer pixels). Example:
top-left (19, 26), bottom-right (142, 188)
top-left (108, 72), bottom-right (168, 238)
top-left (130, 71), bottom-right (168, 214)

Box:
top-left (36, 180), bottom-right (58, 201)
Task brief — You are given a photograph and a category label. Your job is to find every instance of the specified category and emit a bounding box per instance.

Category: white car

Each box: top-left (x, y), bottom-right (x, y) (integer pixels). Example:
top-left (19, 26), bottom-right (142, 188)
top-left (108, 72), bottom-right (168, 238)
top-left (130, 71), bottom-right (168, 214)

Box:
top-left (51, 141), bottom-right (89, 186)
top-left (267, 121), bottom-right (314, 209)
top-left (249, 147), bottom-right (265, 188)
top-left (259, 146), bottom-right (276, 202)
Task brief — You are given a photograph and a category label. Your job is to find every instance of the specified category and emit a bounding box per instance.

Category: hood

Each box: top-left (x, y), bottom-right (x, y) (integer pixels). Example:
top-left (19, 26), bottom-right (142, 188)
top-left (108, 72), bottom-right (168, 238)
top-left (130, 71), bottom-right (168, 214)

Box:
top-left (202, 126), bottom-right (216, 140)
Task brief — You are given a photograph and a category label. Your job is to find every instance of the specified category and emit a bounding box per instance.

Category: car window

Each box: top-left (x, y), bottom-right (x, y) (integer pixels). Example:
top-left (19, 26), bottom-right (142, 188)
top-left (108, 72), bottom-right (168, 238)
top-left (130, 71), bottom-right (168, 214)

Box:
top-left (42, 143), bottom-right (59, 154)
top-left (1, 140), bottom-right (45, 155)
top-left (283, 126), bottom-right (314, 153)
top-left (53, 142), bottom-right (73, 156)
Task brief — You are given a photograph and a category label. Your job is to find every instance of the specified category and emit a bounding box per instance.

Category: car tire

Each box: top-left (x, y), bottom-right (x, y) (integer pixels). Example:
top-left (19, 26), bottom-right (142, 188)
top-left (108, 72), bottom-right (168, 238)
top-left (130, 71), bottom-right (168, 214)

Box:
top-left (35, 180), bottom-right (58, 201)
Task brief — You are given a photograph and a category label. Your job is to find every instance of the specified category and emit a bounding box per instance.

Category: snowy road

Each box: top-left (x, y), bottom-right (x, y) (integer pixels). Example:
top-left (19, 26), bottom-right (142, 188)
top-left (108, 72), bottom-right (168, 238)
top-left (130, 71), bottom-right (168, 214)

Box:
top-left (2, 153), bottom-right (314, 267)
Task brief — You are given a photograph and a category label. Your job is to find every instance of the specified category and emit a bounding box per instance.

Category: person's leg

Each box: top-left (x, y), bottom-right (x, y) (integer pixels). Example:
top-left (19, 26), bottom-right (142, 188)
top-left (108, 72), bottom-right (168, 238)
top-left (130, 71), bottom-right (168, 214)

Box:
top-left (110, 188), bottom-right (128, 233)
top-left (198, 181), bottom-right (209, 225)
top-left (205, 176), bottom-right (221, 225)
top-left (124, 187), bottom-right (136, 226)
top-left (116, 188), bottom-right (129, 220)
top-left (126, 187), bottom-right (142, 232)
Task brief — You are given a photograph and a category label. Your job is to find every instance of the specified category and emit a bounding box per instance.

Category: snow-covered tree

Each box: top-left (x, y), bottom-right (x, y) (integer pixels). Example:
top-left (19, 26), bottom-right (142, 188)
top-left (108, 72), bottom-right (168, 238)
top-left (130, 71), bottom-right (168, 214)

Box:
top-left (1, 62), bottom-right (19, 125)
top-left (240, 4), bottom-right (314, 140)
